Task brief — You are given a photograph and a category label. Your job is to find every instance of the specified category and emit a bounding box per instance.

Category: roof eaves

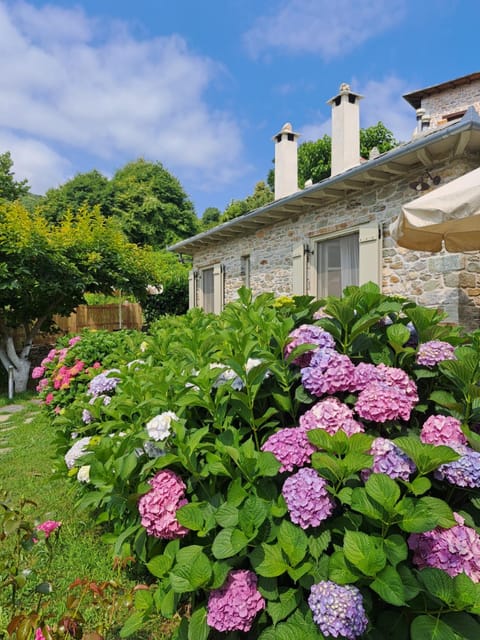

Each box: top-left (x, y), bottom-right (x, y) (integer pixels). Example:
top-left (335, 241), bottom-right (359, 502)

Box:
top-left (169, 115), bottom-right (480, 254)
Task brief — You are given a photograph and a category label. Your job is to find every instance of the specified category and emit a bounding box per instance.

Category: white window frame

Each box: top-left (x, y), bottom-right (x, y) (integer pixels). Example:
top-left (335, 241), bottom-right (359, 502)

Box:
top-left (304, 221), bottom-right (382, 297)
top-left (240, 254), bottom-right (251, 289)
top-left (189, 263), bottom-right (225, 313)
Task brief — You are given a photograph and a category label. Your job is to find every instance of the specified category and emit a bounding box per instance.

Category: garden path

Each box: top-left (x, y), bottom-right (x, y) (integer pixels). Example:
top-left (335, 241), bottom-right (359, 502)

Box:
top-left (0, 401), bottom-right (41, 455)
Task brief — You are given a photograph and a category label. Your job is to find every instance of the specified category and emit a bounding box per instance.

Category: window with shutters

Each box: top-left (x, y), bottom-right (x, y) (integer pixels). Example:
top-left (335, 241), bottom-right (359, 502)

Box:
top-left (292, 222), bottom-right (381, 297)
top-left (189, 263), bottom-right (225, 313)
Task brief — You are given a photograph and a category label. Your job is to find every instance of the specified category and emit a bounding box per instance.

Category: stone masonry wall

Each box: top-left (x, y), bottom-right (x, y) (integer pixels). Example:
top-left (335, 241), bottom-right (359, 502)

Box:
top-left (193, 156), bottom-right (480, 330)
top-left (420, 78), bottom-right (480, 128)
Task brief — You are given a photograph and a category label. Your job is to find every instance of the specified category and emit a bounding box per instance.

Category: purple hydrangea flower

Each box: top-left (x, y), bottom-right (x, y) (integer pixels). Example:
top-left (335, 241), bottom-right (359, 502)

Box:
top-left (207, 569), bottom-right (265, 632)
top-left (299, 397), bottom-right (364, 436)
top-left (87, 370), bottom-right (120, 398)
top-left (261, 427), bottom-right (316, 472)
top-left (363, 438), bottom-right (416, 481)
top-left (416, 340), bottom-right (456, 367)
top-left (82, 409), bottom-right (93, 424)
top-left (409, 513), bottom-right (480, 582)
top-left (420, 414), bottom-right (467, 447)
top-left (354, 363), bottom-right (418, 402)
top-left (282, 467), bottom-right (335, 529)
top-left (284, 324), bottom-right (335, 367)
top-left (435, 446), bottom-right (480, 488)
top-left (308, 581), bottom-right (368, 639)
top-left (301, 349), bottom-right (356, 397)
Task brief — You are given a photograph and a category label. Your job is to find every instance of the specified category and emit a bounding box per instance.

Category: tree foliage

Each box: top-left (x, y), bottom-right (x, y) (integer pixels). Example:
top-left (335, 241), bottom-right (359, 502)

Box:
top-left (34, 159), bottom-right (198, 249)
top-left (200, 206), bottom-right (221, 230)
top-left (37, 170), bottom-right (113, 221)
top-left (109, 159), bottom-right (198, 247)
top-left (221, 181), bottom-right (274, 222)
top-left (0, 202), bottom-right (163, 390)
top-left (0, 151), bottom-right (30, 202)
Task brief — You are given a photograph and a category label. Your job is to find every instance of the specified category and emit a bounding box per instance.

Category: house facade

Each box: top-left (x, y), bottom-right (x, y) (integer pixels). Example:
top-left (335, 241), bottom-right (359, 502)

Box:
top-left (169, 72), bottom-right (480, 329)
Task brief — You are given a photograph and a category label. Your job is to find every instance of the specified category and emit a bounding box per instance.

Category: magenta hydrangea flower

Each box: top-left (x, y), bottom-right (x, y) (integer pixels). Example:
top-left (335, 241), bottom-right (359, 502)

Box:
top-left (353, 362), bottom-right (378, 391)
top-left (138, 469), bottom-right (189, 540)
top-left (261, 427), bottom-right (316, 472)
top-left (416, 340), bottom-right (456, 367)
top-left (308, 581), bottom-right (368, 639)
top-left (282, 467), bottom-right (335, 529)
top-left (68, 335), bottom-right (82, 347)
top-left (31, 366), bottom-right (45, 379)
top-left (301, 349), bottom-right (356, 397)
top-left (363, 438), bottom-right (416, 481)
top-left (207, 569), bottom-right (265, 632)
top-left (36, 520), bottom-right (62, 538)
top-left (355, 381), bottom-right (414, 422)
top-left (284, 324), bottom-right (335, 367)
top-left (354, 363), bottom-right (418, 401)
top-left (299, 397), bottom-right (364, 436)
top-left (435, 446), bottom-right (480, 488)
top-left (420, 415), bottom-right (467, 447)
top-left (409, 513), bottom-right (480, 582)
top-left (35, 629), bottom-right (47, 640)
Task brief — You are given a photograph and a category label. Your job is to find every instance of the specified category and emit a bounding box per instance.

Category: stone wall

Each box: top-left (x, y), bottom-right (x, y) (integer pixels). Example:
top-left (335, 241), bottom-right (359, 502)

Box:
top-left (193, 156), bottom-right (480, 330)
top-left (420, 78), bottom-right (480, 128)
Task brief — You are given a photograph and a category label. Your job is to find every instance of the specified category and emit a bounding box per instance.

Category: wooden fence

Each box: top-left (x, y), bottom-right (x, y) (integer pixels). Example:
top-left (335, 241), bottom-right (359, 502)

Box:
top-left (53, 303), bottom-right (143, 333)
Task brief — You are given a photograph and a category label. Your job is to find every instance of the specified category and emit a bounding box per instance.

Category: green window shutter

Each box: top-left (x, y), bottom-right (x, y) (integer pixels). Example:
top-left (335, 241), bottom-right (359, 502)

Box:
top-left (213, 263), bottom-right (225, 314)
top-left (292, 243), bottom-right (307, 295)
top-left (188, 270), bottom-right (197, 308)
top-left (359, 222), bottom-right (381, 287)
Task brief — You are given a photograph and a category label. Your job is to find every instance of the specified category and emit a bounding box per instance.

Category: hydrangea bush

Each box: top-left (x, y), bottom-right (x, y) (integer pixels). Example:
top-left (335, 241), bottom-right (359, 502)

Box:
top-left (49, 285), bottom-right (480, 639)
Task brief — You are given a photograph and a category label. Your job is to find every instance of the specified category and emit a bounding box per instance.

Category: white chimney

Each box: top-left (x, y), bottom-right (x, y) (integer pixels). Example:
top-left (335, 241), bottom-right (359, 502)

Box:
top-left (327, 83), bottom-right (363, 176)
top-left (273, 122), bottom-right (300, 199)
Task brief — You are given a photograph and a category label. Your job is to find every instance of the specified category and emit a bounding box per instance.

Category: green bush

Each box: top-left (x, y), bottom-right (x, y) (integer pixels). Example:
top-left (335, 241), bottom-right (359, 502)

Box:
top-left (52, 286), bottom-right (480, 639)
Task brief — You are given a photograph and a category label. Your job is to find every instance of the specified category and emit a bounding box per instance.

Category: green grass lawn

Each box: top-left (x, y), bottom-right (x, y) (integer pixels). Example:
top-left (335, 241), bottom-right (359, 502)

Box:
top-left (0, 396), bottom-right (174, 639)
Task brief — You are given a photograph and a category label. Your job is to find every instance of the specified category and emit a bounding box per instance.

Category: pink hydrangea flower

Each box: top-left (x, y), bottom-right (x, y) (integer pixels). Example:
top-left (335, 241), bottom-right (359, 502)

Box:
top-left (284, 324), bottom-right (335, 367)
top-left (41, 349), bottom-right (57, 366)
top-left (420, 415), bottom-right (467, 447)
top-left (36, 378), bottom-right (49, 392)
top-left (35, 629), bottom-right (47, 640)
top-left (44, 393), bottom-right (54, 405)
top-left (299, 397), bottom-right (364, 436)
top-left (363, 438), bottom-right (416, 481)
top-left (138, 470), bottom-right (189, 540)
top-left (36, 520), bottom-right (61, 538)
top-left (282, 467), bottom-right (335, 529)
top-left (207, 569), bottom-right (265, 632)
top-left (416, 340), bottom-right (456, 367)
top-left (354, 363), bottom-right (418, 403)
top-left (261, 427), bottom-right (316, 472)
top-left (408, 513), bottom-right (480, 582)
top-left (68, 336), bottom-right (82, 346)
top-left (301, 349), bottom-right (356, 397)
top-left (32, 366), bottom-right (45, 379)
top-left (355, 381), bottom-right (415, 422)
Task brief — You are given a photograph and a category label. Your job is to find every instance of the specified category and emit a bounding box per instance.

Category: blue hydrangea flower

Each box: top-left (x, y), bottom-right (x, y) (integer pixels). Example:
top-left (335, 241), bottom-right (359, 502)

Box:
top-left (308, 581), bottom-right (368, 639)
top-left (435, 447), bottom-right (480, 488)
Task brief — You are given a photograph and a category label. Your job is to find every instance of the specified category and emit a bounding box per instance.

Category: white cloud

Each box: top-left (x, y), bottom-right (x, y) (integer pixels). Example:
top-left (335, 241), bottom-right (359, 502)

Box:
top-left (244, 0), bottom-right (406, 59)
top-left (0, 1), bottom-right (245, 194)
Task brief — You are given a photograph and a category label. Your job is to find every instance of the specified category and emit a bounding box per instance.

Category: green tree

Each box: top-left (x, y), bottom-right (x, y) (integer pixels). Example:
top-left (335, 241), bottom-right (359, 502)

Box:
top-left (0, 152), bottom-right (30, 202)
top-left (221, 181), bottom-right (274, 222)
top-left (110, 158), bottom-right (198, 247)
top-left (0, 202), bottom-right (163, 392)
top-left (200, 206), bottom-right (221, 230)
top-left (268, 122), bottom-right (398, 189)
top-left (36, 169), bottom-right (112, 221)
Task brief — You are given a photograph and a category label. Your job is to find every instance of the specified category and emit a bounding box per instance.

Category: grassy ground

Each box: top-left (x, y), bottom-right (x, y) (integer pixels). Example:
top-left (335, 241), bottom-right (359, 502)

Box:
top-left (0, 395), bottom-right (174, 639)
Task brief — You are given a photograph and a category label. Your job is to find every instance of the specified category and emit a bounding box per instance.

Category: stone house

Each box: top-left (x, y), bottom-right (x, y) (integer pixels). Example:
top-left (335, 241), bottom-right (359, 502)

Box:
top-left (169, 72), bottom-right (480, 329)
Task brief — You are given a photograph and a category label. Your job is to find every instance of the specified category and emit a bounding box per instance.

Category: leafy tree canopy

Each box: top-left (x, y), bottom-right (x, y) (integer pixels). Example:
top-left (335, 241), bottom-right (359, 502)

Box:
top-left (109, 159), bottom-right (198, 248)
top-left (0, 202), bottom-right (163, 390)
top-left (221, 181), bottom-right (274, 223)
top-left (37, 169), bottom-right (112, 221)
top-left (200, 206), bottom-right (221, 230)
top-left (0, 151), bottom-right (30, 202)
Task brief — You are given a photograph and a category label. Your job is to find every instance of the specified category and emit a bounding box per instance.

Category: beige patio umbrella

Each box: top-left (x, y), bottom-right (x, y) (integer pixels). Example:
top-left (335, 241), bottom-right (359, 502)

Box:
top-left (390, 166), bottom-right (480, 252)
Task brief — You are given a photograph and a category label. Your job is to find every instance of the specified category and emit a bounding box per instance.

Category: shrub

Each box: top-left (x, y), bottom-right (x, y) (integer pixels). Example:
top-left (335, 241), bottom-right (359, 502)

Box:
top-left (54, 285), bottom-right (480, 639)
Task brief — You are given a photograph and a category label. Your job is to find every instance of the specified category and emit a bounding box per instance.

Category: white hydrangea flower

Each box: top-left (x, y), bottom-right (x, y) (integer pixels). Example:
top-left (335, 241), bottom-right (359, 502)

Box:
top-left (65, 437), bottom-right (91, 470)
top-left (145, 411), bottom-right (179, 441)
top-left (77, 465), bottom-right (91, 483)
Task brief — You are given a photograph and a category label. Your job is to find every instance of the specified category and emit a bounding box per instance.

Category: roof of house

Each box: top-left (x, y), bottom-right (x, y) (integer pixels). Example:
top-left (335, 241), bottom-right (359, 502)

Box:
top-left (403, 71), bottom-right (480, 110)
top-left (169, 107), bottom-right (480, 256)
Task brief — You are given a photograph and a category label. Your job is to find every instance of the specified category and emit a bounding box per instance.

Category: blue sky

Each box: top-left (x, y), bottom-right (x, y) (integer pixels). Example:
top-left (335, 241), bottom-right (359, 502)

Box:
top-left (1, 0), bottom-right (479, 217)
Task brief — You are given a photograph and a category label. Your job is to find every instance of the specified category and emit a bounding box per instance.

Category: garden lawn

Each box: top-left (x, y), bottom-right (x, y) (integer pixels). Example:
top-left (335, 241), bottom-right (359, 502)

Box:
top-left (0, 395), bottom-right (173, 639)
